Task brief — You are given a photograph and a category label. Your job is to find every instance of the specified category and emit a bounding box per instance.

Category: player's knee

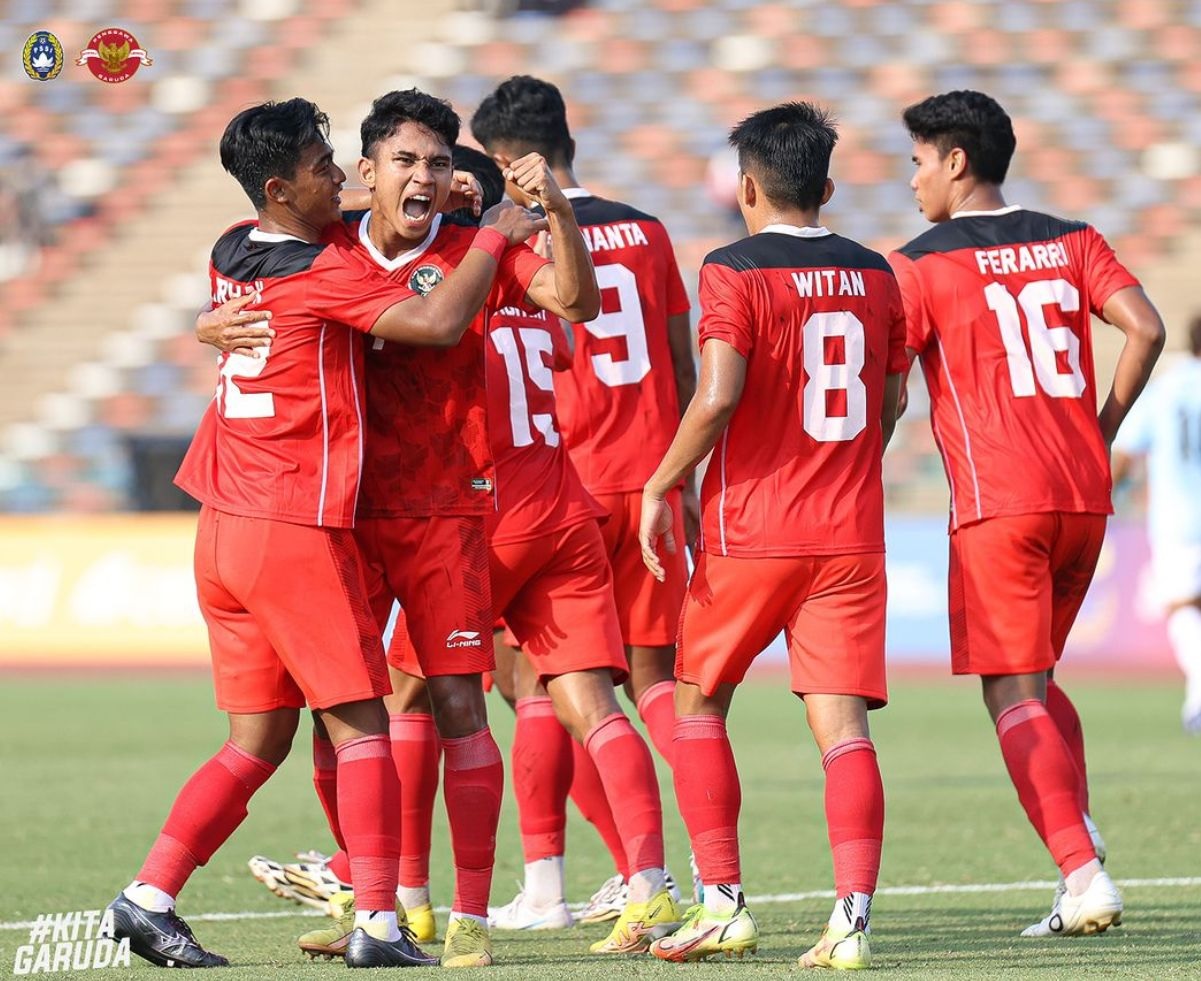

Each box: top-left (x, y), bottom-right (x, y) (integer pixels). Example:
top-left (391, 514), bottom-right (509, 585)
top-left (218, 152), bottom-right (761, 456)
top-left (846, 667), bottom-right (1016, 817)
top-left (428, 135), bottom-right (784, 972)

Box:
top-left (428, 675), bottom-right (488, 738)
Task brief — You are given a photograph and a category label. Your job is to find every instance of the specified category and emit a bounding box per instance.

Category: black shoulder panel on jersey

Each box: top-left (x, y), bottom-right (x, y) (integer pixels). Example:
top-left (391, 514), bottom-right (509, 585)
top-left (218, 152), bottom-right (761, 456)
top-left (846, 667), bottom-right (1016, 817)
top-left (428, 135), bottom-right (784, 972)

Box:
top-left (897, 210), bottom-right (1088, 260)
top-left (210, 224), bottom-right (328, 282)
top-left (704, 232), bottom-right (892, 274)
top-left (571, 194), bottom-right (659, 227)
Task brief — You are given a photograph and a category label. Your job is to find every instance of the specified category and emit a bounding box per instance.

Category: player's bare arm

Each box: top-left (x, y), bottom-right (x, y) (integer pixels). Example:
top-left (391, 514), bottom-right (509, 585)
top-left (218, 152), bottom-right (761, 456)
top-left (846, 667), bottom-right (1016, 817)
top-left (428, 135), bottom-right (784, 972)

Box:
top-left (666, 310), bottom-right (701, 540)
top-left (1097, 285), bottom-right (1166, 444)
top-left (505, 152), bottom-right (600, 323)
top-left (881, 372), bottom-right (904, 450)
top-left (640, 338), bottom-right (747, 581)
top-left (196, 292), bottom-right (274, 359)
top-left (370, 200), bottom-right (547, 347)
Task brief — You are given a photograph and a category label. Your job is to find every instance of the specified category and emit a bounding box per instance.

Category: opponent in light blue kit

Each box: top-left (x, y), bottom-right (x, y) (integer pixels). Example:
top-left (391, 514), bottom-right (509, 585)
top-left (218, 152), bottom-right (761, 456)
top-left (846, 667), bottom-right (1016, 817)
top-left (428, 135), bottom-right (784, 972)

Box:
top-left (1113, 315), bottom-right (1201, 732)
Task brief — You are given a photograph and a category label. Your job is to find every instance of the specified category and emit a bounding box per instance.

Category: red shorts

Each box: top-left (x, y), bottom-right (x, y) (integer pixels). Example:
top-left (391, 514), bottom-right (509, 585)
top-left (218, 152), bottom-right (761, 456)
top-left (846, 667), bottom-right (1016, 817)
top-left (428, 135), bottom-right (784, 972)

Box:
top-left (194, 507), bottom-right (389, 713)
top-left (593, 489), bottom-right (688, 647)
top-left (489, 519), bottom-right (628, 685)
top-left (676, 550), bottom-right (888, 707)
top-left (356, 516), bottom-right (494, 678)
top-left (949, 511), bottom-right (1106, 676)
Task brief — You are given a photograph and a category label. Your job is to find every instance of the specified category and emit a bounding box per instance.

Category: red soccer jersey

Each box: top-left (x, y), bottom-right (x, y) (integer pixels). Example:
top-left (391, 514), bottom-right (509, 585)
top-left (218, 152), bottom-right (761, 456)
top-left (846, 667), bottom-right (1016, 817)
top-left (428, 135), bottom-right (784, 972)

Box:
top-left (175, 222), bottom-right (380, 528)
top-left (485, 299), bottom-right (606, 546)
top-left (696, 225), bottom-right (908, 558)
top-left (553, 190), bottom-right (691, 493)
top-left (890, 206), bottom-right (1140, 531)
top-left (306, 213), bottom-right (546, 518)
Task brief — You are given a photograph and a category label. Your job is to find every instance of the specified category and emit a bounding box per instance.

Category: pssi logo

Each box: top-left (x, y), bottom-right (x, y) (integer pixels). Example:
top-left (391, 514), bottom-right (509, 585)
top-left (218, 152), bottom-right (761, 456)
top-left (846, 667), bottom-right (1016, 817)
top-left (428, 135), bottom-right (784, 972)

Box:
top-left (76, 28), bottom-right (153, 83)
top-left (23, 31), bottom-right (63, 81)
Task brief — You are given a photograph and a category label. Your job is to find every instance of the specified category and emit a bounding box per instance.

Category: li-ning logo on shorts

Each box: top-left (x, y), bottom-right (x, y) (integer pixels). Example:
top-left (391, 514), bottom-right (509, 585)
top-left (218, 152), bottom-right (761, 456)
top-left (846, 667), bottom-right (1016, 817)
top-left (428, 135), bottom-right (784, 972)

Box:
top-left (23, 31), bottom-right (63, 81)
top-left (408, 264), bottom-right (444, 296)
top-left (446, 629), bottom-right (482, 648)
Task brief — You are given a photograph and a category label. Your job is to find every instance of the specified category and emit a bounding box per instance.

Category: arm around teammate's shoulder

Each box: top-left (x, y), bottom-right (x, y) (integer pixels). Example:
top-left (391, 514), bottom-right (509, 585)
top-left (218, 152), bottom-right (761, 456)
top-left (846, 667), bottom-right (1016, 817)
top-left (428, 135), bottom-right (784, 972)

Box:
top-left (369, 203), bottom-right (548, 347)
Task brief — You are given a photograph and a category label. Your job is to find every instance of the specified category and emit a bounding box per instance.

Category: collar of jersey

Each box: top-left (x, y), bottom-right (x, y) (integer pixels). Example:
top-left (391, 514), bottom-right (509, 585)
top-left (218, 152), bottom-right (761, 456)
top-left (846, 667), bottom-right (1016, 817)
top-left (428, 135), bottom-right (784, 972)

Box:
top-left (759, 223), bottom-right (831, 238)
top-left (248, 227), bottom-right (308, 244)
top-left (562, 186), bottom-right (592, 200)
top-left (358, 211), bottom-right (443, 272)
top-left (951, 204), bottom-right (1023, 219)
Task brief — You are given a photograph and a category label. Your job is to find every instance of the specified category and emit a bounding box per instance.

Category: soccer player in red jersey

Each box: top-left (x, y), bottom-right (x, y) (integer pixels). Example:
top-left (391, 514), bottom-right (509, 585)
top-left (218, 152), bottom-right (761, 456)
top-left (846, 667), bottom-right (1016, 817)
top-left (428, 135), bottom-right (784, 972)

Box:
top-left (108, 99), bottom-right (537, 971)
top-left (471, 75), bottom-right (697, 927)
top-left (639, 103), bottom-right (906, 968)
top-left (889, 90), bottom-right (1166, 937)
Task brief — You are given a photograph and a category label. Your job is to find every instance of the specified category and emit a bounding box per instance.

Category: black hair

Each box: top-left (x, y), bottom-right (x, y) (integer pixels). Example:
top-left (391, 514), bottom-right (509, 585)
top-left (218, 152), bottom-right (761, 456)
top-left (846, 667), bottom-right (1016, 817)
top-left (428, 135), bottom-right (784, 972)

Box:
top-left (361, 89), bottom-right (459, 159)
top-left (219, 98), bottom-right (330, 210)
top-left (727, 101), bottom-right (837, 211)
top-left (1189, 313), bottom-right (1201, 357)
top-left (902, 90), bottom-right (1016, 184)
top-left (470, 75), bottom-right (574, 167)
top-left (444, 145), bottom-right (506, 227)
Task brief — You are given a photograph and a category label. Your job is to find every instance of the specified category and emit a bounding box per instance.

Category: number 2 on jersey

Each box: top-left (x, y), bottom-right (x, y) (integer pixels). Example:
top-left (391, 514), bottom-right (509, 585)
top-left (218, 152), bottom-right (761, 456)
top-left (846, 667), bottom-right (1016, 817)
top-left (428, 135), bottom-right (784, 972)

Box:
top-left (492, 326), bottom-right (559, 448)
top-left (984, 279), bottom-right (1086, 398)
top-left (218, 344), bottom-right (274, 419)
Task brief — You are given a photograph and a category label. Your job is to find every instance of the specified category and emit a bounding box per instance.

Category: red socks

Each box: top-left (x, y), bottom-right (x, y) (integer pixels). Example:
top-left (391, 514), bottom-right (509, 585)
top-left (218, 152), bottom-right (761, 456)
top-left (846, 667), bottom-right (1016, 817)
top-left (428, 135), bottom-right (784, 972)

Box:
top-left (1044, 680), bottom-right (1091, 815)
top-left (442, 728), bottom-right (504, 917)
top-left (584, 714), bottom-right (665, 876)
top-left (513, 697), bottom-right (573, 862)
top-left (569, 739), bottom-right (629, 879)
top-left (822, 738), bottom-right (884, 896)
top-left (636, 680), bottom-right (676, 766)
top-left (335, 734), bottom-right (400, 912)
top-left (672, 715), bottom-right (741, 884)
top-left (138, 741), bottom-right (275, 897)
top-left (996, 700), bottom-right (1097, 877)
top-left (389, 712), bottom-right (442, 889)
top-left (311, 732), bottom-right (345, 854)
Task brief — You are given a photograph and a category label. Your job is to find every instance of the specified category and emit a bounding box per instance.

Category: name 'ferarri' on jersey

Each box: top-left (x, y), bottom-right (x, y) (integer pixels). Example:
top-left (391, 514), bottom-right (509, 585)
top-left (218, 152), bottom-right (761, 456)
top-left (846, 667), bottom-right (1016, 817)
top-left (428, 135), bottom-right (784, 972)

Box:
top-left (552, 189), bottom-right (691, 494)
top-left (890, 206), bottom-right (1141, 530)
top-left (176, 221), bottom-right (376, 529)
top-left (697, 225), bottom-right (908, 558)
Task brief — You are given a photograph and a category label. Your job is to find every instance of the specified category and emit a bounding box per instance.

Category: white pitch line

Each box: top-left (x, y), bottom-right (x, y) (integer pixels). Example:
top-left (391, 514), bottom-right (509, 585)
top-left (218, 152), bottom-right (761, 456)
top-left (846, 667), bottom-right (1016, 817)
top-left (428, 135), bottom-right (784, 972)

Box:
top-left (3, 877), bottom-right (1199, 933)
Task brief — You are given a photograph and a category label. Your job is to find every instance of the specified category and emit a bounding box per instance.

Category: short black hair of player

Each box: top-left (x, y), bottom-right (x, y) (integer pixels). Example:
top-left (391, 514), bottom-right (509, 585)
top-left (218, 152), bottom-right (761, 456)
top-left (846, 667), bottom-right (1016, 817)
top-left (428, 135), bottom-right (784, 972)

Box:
top-left (1189, 313), bottom-right (1201, 357)
top-left (220, 98), bottom-right (330, 211)
top-left (361, 89), bottom-right (460, 159)
top-left (470, 75), bottom-right (574, 168)
top-left (902, 90), bottom-right (1016, 185)
top-left (444, 144), bottom-right (506, 227)
top-left (727, 102), bottom-right (838, 212)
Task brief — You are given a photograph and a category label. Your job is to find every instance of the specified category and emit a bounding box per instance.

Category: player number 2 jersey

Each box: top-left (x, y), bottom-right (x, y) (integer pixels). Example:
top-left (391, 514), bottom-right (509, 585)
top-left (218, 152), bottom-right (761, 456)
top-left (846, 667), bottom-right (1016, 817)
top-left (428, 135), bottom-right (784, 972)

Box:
top-left (175, 222), bottom-right (370, 528)
top-left (890, 206), bottom-right (1141, 530)
top-left (697, 225), bottom-right (908, 558)
top-left (553, 190), bottom-right (691, 493)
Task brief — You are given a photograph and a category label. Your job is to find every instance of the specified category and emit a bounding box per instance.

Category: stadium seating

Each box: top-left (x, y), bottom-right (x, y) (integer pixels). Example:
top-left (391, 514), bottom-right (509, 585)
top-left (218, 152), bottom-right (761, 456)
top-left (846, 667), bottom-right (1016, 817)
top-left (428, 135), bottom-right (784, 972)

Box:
top-left (2, 0), bottom-right (1199, 511)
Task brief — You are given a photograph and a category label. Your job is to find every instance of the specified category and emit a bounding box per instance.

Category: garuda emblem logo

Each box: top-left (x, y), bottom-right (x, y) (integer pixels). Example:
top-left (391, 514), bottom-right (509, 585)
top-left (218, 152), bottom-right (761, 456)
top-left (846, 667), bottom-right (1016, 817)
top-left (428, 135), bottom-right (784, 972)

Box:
top-left (408, 264), bottom-right (444, 296)
top-left (77, 28), bottom-right (153, 83)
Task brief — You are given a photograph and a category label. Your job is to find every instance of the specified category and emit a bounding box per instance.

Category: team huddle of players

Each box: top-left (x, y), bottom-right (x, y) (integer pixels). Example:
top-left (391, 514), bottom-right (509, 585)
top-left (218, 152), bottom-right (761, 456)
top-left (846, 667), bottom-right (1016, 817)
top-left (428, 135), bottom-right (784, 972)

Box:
top-left (103, 77), bottom-right (1166, 971)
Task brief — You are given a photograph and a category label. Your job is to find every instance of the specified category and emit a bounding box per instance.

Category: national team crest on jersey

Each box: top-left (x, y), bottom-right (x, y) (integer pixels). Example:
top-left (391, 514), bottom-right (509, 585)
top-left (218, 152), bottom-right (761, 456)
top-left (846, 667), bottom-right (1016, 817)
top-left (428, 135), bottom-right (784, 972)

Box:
top-left (76, 28), bottom-right (153, 83)
top-left (23, 31), bottom-right (63, 81)
top-left (408, 264), bottom-right (443, 296)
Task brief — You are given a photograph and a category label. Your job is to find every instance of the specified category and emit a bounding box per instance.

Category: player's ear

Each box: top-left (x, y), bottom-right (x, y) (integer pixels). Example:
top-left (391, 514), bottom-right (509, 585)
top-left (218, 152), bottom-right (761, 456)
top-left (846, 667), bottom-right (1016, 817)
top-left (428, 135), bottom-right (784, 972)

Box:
top-left (358, 155), bottom-right (375, 189)
top-left (820, 178), bottom-right (835, 207)
top-left (738, 170), bottom-right (756, 209)
top-left (264, 175), bottom-right (288, 205)
top-left (946, 147), bottom-right (968, 180)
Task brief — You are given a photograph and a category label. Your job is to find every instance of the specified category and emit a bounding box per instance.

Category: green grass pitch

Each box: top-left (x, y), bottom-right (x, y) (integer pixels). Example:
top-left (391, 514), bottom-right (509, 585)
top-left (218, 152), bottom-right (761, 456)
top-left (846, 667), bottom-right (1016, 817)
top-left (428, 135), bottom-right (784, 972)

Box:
top-left (2, 671), bottom-right (1198, 978)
